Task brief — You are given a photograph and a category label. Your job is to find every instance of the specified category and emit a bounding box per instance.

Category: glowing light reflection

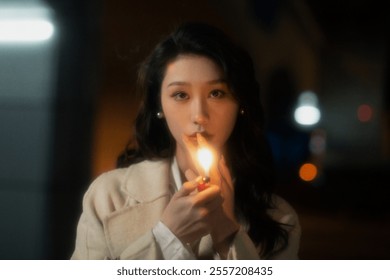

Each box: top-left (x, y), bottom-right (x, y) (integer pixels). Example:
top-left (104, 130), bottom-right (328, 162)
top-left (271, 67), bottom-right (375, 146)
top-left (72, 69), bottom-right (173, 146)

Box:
top-left (294, 105), bottom-right (321, 125)
top-left (0, 19), bottom-right (54, 42)
top-left (293, 91), bottom-right (321, 126)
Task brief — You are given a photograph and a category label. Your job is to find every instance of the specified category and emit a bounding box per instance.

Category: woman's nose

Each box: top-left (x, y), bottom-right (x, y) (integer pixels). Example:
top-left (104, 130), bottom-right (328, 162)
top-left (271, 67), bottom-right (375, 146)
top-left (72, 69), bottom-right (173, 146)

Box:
top-left (191, 98), bottom-right (208, 125)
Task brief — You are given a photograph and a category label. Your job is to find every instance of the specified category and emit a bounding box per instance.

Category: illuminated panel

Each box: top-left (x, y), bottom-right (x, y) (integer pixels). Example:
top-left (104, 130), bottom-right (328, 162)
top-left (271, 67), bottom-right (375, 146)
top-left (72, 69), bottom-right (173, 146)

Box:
top-left (0, 6), bottom-right (54, 43)
top-left (0, 19), bottom-right (54, 42)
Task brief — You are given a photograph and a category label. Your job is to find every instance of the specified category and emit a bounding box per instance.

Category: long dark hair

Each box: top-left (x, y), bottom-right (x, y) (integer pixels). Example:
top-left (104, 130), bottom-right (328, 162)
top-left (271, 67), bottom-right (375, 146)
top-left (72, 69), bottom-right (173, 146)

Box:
top-left (117, 22), bottom-right (288, 257)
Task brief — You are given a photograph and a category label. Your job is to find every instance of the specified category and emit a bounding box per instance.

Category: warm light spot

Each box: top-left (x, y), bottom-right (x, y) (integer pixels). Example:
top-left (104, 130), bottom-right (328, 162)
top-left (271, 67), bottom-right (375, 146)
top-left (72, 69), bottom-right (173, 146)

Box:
top-left (299, 163), bottom-right (318, 182)
top-left (357, 104), bottom-right (373, 122)
top-left (197, 148), bottom-right (213, 176)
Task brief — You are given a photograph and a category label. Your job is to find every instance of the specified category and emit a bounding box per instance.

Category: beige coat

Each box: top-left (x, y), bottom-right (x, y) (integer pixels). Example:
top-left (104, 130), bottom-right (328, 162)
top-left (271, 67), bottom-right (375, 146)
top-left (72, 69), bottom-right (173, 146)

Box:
top-left (71, 159), bottom-right (300, 260)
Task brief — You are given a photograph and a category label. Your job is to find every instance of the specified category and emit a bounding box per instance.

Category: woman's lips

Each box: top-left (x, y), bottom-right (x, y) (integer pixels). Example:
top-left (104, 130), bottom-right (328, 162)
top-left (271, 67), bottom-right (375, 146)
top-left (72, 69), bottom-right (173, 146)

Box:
top-left (188, 132), bottom-right (212, 138)
top-left (187, 132), bottom-right (212, 146)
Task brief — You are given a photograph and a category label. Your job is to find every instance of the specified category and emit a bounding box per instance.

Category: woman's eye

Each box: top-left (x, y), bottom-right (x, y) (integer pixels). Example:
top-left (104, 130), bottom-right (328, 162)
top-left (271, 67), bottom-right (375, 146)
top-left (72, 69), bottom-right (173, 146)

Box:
top-left (210, 89), bottom-right (225, 98)
top-left (172, 91), bottom-right (189, 100)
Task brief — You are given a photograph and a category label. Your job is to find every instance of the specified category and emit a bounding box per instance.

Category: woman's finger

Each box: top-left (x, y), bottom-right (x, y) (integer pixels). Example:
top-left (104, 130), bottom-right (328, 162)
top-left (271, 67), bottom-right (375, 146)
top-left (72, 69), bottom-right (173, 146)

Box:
top-left (192, 184), bottom-right (221, 205)
top-left (196, 133), bottom-right (213, 150)
top-left (175, 179), bottom-right (198, 197)
top-left (218, 155), bottom-right (234, 190)
top-left (185, 169), bottom-right (198, 181)
top-left (182, 134), bottom-right (202, 175)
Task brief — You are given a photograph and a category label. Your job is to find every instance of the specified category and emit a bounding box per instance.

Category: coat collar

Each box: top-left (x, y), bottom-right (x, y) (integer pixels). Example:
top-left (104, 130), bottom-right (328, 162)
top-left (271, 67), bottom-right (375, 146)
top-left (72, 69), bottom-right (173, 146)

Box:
top-left (104, 159), bottom-right (172, 258)
top-left (120, 159), bottom-right (172, 202)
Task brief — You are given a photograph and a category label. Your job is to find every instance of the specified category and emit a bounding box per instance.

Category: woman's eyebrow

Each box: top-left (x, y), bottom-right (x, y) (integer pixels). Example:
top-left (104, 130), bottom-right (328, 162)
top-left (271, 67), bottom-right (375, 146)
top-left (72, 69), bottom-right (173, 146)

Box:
top-left (167, 78), bottom-right (227, 88)
top-left (167, 81), bottom-right (189, 87)
top-left (207, 78), bottom-right (227, 85)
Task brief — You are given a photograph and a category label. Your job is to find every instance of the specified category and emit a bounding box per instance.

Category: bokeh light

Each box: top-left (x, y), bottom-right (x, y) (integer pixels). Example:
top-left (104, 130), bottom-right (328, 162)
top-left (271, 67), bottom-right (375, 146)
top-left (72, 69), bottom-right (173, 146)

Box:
top-left (357, 104), bottom-right (373, 122)
top-left (299, 162), bottom-right (318, 182)
top-left (294, 90), bottom-right (321, 126)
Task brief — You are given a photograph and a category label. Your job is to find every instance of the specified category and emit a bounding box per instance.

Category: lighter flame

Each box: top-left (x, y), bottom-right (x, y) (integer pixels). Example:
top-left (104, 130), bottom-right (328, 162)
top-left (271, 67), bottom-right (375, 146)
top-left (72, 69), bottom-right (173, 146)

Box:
top-left (197, 148), bottom-right (213, 176)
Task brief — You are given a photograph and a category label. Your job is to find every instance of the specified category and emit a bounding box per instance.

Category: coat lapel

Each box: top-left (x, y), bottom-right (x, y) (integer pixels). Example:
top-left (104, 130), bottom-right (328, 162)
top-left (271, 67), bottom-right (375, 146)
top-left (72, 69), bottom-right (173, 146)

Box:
top-left (103, 159), bottom-right (172, 258)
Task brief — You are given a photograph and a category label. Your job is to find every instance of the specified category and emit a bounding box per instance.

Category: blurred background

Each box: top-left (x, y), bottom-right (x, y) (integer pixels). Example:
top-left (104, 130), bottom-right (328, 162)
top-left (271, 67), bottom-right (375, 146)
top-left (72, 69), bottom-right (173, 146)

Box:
top-left (0, 0), bottom-right (389, 259)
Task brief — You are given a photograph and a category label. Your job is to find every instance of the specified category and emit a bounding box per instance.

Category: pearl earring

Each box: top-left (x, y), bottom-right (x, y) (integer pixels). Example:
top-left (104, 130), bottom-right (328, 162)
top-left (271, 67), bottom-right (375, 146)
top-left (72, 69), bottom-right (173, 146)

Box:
top-left (157, 112), bottom-right (164, 119)
top-left (240, 108), bottom-right (245, 115)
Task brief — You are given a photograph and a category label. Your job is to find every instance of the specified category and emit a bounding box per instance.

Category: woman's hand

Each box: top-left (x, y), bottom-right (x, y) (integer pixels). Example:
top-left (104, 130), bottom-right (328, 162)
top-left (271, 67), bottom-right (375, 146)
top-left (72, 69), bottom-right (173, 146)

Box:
top-left (212, 156), bottom-right (240, 240)
top-left (183, 133), bottom-right (240, 257)
top-left (209, 157), bottom-right (240, 258)
top-left (185, 161), bottom-right (239, 256)
top-left (160, 175), bottom-right (223, 244)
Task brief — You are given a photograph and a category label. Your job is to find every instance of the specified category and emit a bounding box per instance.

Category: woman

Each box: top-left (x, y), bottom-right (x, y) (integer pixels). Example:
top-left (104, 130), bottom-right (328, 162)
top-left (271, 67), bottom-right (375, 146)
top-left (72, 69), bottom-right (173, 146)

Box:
top-left (71, 22), bottom-right (300, 260)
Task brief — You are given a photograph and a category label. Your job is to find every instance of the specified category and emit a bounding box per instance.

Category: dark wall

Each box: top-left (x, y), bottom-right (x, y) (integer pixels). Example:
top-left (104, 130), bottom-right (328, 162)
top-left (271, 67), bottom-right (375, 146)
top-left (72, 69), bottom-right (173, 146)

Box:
top-left (44, 0), bottom-right (102, 259)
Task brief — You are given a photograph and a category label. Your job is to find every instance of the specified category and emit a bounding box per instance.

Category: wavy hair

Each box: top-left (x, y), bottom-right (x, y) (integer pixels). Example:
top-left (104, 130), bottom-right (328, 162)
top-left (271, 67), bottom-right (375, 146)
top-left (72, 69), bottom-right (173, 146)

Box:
top-left (117, 22), bottom-right (288, 257)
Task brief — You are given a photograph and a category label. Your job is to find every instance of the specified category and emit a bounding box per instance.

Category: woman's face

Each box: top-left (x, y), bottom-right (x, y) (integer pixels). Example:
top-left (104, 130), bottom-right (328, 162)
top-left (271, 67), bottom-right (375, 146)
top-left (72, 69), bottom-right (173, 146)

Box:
top-left (160, 54), bottom-right (239, 161)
